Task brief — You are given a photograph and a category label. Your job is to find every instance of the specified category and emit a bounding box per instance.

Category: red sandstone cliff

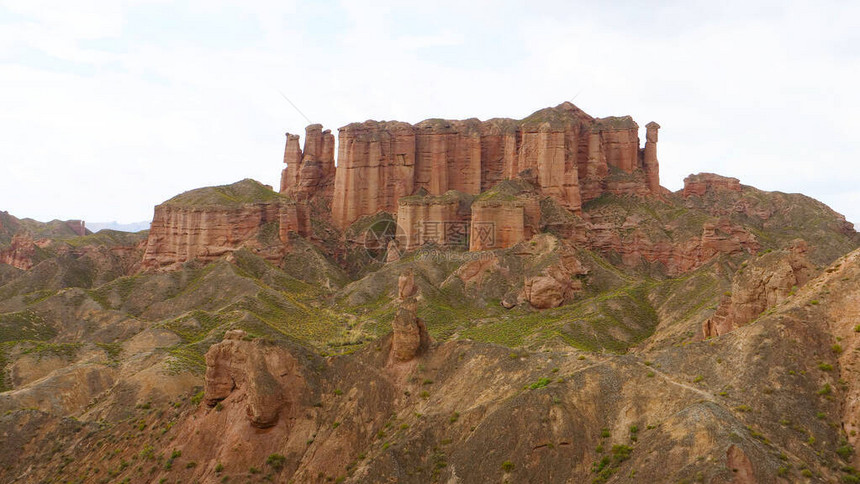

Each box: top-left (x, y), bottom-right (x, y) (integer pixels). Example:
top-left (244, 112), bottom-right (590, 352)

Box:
top-left (682, 173), bottom-right (741, 198)
top-left (323, 102), bottom-right (663, 230)
top-left (141, 180), bottom-right (309, 271)
top-left (280, 124), bottom-right (336, 201)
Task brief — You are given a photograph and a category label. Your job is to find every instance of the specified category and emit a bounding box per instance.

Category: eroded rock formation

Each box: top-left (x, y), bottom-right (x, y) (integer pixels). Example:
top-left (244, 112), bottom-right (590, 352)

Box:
top-left (141, 180), bottom-right (310, 270)
top-left (703, 240), bottom-right (815, 338)
top-left (391, 271), bottom-right (430, 362)
top-left (280, 124), bottom-right (336, 201)
top-left (321, 102), bottom-right (662, 229)
top-left (585, 215), bottom-right (759, 275)
top-left (683, 173), bottom-right (742, 197)
top-left (396, 190), bottom-right (472, 251)
top-left (0, 233), bottom-right (37, 270)
top-left (204, 329), bottom-right (303, 428)
top-left (518, 236), bottom-right (587, 309)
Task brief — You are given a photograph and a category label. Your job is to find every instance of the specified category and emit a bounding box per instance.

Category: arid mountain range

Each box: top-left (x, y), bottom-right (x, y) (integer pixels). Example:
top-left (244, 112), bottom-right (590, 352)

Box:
top-left (1, 102), bottom-right (858, 483)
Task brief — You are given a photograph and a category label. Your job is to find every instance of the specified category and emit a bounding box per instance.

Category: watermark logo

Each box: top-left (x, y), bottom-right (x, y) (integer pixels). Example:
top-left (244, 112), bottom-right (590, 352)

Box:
top-left (359, 218), bottom-right (398, 264)
top-left (359, 219), bottom-right (496, 264)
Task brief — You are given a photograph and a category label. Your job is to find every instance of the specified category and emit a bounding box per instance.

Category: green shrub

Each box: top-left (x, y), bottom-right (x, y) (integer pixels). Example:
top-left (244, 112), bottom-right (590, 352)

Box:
top-left (611, 445), bottom-right (632, 462)
top-left (819, 363), bottom-right (834, 371)
top-left (819, 384), bottom-right (832, 395)
top-left (266, 453), bottom-right (286, 471)
top-left (501, 460), bottom-right (515, 472)
top-left (215, 462), bottom-right (224, 473)
top-left (528, 377), bottom-right (551, 390)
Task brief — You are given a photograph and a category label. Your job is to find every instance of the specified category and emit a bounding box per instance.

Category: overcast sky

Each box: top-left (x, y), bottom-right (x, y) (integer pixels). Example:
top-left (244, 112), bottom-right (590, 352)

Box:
top-left (1, 0), bottom-right (858, 226)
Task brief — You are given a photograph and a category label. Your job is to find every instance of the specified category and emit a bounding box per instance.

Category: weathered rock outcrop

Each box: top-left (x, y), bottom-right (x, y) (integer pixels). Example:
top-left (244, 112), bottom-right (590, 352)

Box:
top-left (518, 236), bottom-right (587, 309)
top-left (204, 329), bottom-right (303, 428)
top-left (391, 271), bottom-right (430, 362)
top-left (643, 122), bottom-right (661, 194)
top-left (585, 215), bottom-right (759, 275)
top-left (703, 240), bottom-right (814, 337)
top-left (470, 200), bottom-right (529, 251)
top-left (395, 190), bottom-right (472, 251)
top-left (683, 173), bottom-right (742, 197)
top-left (0, 233), bottom-right (38, 270)
top-left (326, 103), bottom-right (662, 229)
top-left (279, 124), bottom-right (336, 201)
top-left (141, 180), bottom-right (310, 270)
top-left (468, 179), bottom-right (541, 251)
top-left (331, 121), bottom-right (417, 229)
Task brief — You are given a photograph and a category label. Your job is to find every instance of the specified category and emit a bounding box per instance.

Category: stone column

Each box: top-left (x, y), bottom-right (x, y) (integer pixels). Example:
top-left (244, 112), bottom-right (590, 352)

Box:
top-left (644, 122), bottom-right (661, 194)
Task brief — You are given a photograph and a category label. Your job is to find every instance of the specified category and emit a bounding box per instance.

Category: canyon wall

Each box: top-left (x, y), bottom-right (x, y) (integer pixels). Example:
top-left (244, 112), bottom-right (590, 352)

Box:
top-left (282, 102), bottom-right (662, 230)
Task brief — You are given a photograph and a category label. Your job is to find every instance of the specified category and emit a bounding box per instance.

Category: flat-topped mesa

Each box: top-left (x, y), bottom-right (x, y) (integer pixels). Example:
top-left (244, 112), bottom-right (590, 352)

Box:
top-left (279, 124), bottom-right (336, 200)
top-left (141, 179), bottom-right (310, 271)
top-left (317, 102), bottom-right (662, 229)
top-left (683, 173), bottom-right (741, 197)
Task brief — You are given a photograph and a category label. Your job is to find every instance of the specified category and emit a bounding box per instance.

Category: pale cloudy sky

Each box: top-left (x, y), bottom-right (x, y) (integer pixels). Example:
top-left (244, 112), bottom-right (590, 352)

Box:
top-left (1, 0), bottom-right (858, 226)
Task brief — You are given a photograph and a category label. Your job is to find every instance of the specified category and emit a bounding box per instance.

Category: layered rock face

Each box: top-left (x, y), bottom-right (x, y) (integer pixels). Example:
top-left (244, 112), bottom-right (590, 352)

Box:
top-left (141, 180), bottom-right (310, 270)
top-left (391, 271), bottom-right (430, 362)
top-left (323, 102), bottom-right (662, 229)
top-left (585, 215), bottom-right (759, 275)
top-left (469, 200), bottom-right (534, 251)
top-left (279, 124), bottom-right (336, 201)
top-left (395, 190), bottom-right (471, 251)
top-left (204, 329), bottom-right (303, 428)
top-left (331, 121), bottom-right (417, 228)
top-left (702, 240), bottom-right (814, 338)
top-left (683, 173), bottom-right (741, 197)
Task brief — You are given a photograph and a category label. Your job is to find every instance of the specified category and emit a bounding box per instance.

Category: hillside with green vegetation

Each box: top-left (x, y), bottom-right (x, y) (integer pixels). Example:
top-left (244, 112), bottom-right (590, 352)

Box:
top-left (0, 175), bottom-right (857, 483)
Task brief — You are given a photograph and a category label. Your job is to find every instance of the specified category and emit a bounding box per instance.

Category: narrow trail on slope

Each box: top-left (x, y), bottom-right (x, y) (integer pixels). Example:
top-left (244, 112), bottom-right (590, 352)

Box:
top-left (634, 361), bottom-right (716, 402)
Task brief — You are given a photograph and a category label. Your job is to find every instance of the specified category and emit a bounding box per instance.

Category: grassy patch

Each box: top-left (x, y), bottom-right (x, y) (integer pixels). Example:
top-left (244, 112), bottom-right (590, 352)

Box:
top-left (0, 310), bottom-right (55, 343)
top-left (20, 341), bottom-right (82, 360)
